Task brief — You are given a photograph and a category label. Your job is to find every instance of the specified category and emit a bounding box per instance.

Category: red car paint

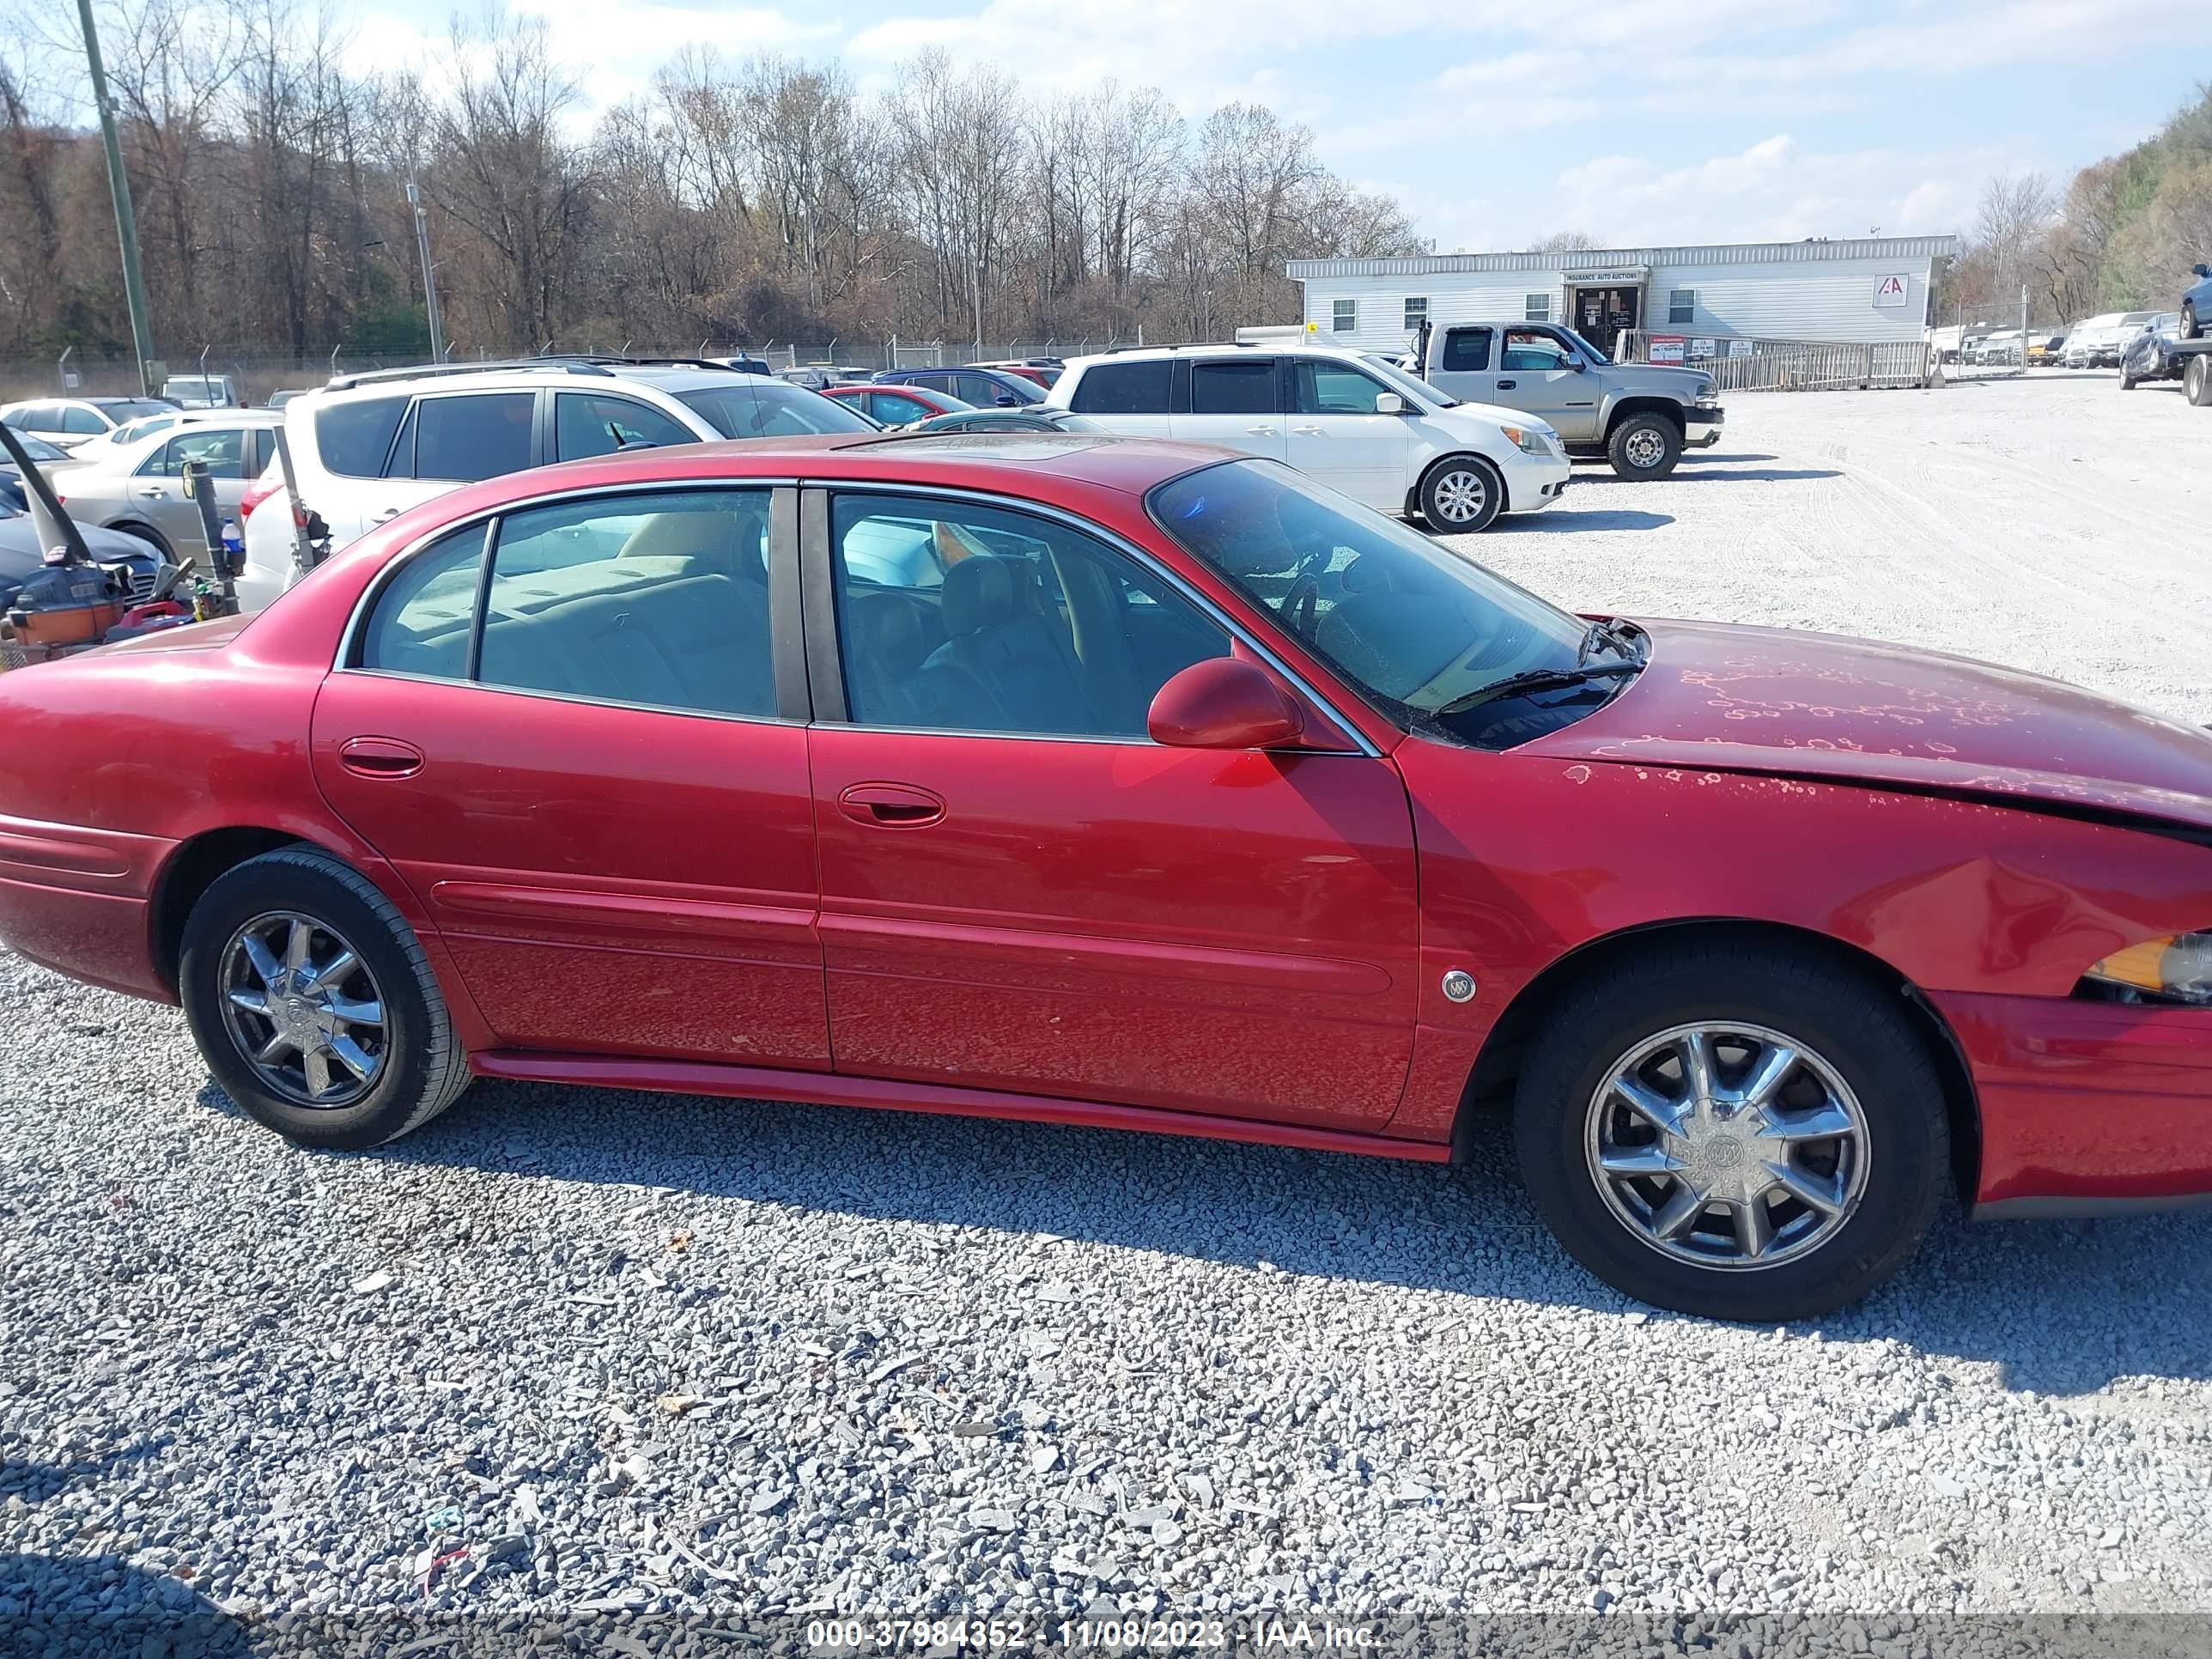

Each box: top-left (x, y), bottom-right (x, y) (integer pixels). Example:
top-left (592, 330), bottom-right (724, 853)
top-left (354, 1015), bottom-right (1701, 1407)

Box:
top-left (823, 386), bottom-right (967, 423)
top-left (0, 434), bottom-right (2208, 1215)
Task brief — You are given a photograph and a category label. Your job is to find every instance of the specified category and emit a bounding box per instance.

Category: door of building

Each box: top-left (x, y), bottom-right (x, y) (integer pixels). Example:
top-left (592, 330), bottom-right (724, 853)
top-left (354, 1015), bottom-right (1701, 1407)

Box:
top-left (1573, 285), bottom-right (1644, 359)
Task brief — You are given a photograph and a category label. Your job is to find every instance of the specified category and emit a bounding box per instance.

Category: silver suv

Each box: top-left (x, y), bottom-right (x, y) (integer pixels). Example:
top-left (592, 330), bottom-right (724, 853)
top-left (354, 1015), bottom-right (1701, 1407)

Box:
top-left (1407, 320), bottom-right (1723, 478)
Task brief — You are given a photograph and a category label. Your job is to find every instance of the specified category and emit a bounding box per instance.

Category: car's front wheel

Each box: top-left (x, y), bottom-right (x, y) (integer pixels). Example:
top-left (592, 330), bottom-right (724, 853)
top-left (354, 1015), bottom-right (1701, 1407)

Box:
top-left (1512, 944), bottom-right (1948, 1322)
top-left (1417, 456), bottom-right (1504, 533)
top-left (1606, 412), bottom-right (1683, 479)
top-left (179, 846), bottom-right (471, 1150)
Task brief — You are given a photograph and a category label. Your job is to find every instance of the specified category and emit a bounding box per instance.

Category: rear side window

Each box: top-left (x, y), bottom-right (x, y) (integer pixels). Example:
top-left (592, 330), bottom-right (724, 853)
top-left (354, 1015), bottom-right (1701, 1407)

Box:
top-left (1070, 361), bottom-right (1176, 415)
top-left (414, 392), bottom-right (536, 483)
top-left (315, 397), bottom-right (409, 478)
top-left (358, 525), bottom-right (489, 678)
top-left (61, 405), bottom-right (106, 435)
top-left (1189, 360), bottom-right (1278, 416)
top-left (1441, 328), bottom-right (1492, 373)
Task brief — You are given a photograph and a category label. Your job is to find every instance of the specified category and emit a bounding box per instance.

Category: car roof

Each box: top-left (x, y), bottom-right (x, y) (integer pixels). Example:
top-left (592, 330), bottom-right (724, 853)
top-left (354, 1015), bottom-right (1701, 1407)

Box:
top-left (315, 362), bottom-right (779, 399)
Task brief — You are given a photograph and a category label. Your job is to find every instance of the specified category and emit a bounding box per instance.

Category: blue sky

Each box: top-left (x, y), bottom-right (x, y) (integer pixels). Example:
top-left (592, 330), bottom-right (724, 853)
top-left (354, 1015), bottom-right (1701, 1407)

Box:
top-left (348, 0), bottom-right (2205, 250)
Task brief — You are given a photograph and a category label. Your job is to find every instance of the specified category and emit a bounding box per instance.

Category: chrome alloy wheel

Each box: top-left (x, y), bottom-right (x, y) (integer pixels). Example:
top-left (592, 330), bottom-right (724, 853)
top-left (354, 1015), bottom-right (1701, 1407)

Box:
top-left (1622, 427), bottom-right (1668, 470)
top-left (1583, 1021), bottom-right (1869, 1271)
top-left (218, 911), bottom-right (387, 1108)
top-left (1431, 468), bottom-right (1490, 524)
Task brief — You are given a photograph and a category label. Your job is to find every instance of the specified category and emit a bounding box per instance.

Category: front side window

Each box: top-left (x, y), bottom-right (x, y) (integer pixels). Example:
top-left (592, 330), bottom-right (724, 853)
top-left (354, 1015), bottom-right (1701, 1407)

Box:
top-left (1669, 289), bottom-right (1697, 325)
top-left (1333, 299), bottom-right (1357, 332)
top-left (676, 382), bottom-right (874, 438)
top-left (61, 405), bottom-right (106, 435)
top-left (831, 493), bottom-right (1228, 738)
top-left (1151, 459), bottom-right (1602, 750)
top-left (1500, 330), bottom-right (1574, 373)
top-left (1188, 359), bottom-right (1278, 416)
top-left (139, 427), bottom-right (248, 478)
top-left (414, 392), bottom-right (536, 483)
top-left (1523, 292), bottom-right (1553, 323)
top-left (1403, 296), bottom-right (1427, 331)
top-left (1440, 327), bottom-right (1492, 373)
top-left (554, 392), bottom-right (697, 461)
top-left (316, 397), bottom-right (409, 478)
top-left (1291, 361), bottom-right (1391, 415)
top-left (1069, 360), bottom-right (1176, 415)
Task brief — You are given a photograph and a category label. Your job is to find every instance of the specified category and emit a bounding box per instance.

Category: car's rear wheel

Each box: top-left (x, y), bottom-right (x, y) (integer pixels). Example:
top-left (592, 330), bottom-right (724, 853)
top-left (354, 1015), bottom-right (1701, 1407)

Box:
top-left (1606, 412), bottom-right (1683, 479)
top-left (1511, 944), bottom-right (1948, 1322)
top-left (179, 846), bottom-right (470, 1150)
top-left (2183, 302), bottom-right (2200, 341)
top-left (1418, 456), bottom-right (1504, 533)
top-left (2188, 356), bottom-right (2212, 408)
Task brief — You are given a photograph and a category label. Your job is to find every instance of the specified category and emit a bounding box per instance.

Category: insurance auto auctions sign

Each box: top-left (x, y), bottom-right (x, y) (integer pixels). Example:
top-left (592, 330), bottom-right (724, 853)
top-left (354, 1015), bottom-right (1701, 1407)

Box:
top-left (1873, 273), bottom-right (1911, 307)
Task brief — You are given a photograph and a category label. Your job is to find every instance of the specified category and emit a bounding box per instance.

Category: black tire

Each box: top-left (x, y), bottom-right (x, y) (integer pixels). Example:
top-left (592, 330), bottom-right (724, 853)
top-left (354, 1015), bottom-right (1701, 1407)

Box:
top-left (2119, 365), bottom-right (2137, 390)
top-left (1416, 455), bottom-right (1504, 533)
top-left (2188, 356), bottom-right (2212, 408)
top-left (1510, 943), bottom-right (1948, 1322)
top-left (109, 520), bottom-right (174, 561)
top-left (1605, 411), bottom-right (1683, 479)
top-left (2183, 302), bottom-right (2200, 341)
top-left (179, 846), bottom-right (471, 1150)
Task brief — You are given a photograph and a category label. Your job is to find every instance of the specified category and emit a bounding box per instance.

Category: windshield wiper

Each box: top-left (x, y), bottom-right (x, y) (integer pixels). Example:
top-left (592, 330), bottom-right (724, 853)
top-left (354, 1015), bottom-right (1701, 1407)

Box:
top-left (1431, 659), bottom-right (1643, 718)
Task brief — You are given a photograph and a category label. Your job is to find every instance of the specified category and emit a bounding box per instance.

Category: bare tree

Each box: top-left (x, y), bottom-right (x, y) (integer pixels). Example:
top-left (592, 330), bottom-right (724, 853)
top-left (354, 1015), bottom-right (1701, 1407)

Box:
top-left (1530, 229), bottom-right (1604, 252)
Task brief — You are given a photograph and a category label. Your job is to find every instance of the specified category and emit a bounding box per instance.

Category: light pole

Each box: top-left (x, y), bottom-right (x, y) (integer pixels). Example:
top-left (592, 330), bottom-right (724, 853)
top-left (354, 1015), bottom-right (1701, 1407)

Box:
top-left (75, 0), bottom-right (157, 395)
top-left (407, 179), bottom-right (447, 364)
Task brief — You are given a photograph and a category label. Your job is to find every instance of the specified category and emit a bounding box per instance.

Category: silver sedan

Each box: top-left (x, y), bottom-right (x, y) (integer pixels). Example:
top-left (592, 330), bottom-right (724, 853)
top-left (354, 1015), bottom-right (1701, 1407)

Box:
top-left (46, 412), bottom-right (283, 562)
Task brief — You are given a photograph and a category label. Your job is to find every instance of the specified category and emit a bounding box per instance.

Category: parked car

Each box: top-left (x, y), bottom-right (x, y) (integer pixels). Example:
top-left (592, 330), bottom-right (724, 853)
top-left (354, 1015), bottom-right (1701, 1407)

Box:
top-left (0, 397), bottom-right (179, 453)
top-left (5, 437), bottom-right (2212, 1322)
top-left (0, 430), bottom-right (70, 513)
top-left (1403, 319), bottom-right (1723, 478)
top-left (2183, 264), bottom-right (2211, 339)
top-left (969, 360), bottom-right (1060, 389)
top-left (1046, 342), bottom-right (1567, 532)
top-left (44, 410), bottom-right (282, 562)
top-left (875, 366), bottom-right (1047, 408)
top-left (2025, 334), bottom-right (2067, 365)
top-left (777, 365), bottom-right (872, 391)
top-left (2118, 314), bottom-right (2185, 390)
top-left (0, 501), bottom-right (165, 610)
top-left (161, 373), bottom-right (243, 409)
top-left (708, 356), bottom-right (774, 376)
top-left (905, 408), bottom-right (1107, 435)
top-left (264, 389), bottom-right (312, 409)
top-left (238, 358), bottom-right (872, 612)
top-left (823, 384), bottom-right (975, 427)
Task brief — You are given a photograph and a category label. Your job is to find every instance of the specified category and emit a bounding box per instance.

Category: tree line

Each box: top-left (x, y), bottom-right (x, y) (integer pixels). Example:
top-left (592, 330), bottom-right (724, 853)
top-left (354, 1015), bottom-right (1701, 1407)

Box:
top-left (0, 0), bottom-right (1428, 366)
top-left (1946, 82), bottom-right (2212, 327)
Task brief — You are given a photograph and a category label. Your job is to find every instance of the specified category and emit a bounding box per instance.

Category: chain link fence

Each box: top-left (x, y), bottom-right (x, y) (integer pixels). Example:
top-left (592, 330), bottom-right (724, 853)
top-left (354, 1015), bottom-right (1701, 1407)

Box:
top-left (1, 338), bottom-right (1139, 405)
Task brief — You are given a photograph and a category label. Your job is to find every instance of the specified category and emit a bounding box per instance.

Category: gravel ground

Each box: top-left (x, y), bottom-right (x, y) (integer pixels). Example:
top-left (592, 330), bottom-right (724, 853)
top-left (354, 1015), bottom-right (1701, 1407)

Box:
top-left (4, 372), bottom-right (2212, 1654)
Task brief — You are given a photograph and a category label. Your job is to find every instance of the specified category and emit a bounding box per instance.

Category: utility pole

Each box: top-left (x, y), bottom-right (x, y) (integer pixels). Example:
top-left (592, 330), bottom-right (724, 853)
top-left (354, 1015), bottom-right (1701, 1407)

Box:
top-left (76, 0), bottom-right (157, 395)
top-left (2018, 283), bottom-right (2029, 380)
top-left (407, 179), bottom-right (447, 364)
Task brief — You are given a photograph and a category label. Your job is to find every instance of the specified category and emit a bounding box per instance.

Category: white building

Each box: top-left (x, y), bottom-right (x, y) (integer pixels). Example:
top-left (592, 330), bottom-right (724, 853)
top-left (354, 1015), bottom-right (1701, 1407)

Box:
top-left (1285, 236), bottom-right (1957, 362)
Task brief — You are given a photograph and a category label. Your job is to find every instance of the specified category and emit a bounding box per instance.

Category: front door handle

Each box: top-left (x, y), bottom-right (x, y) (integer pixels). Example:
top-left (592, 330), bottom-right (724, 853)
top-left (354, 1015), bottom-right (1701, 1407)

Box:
top-left (1244, 424), bottom-right (1276, 435)
top-left (337, 736), bottom-right (425, 779)
top-left (1497, 379), bottom-right (1518, 390)
top-left (837, 781), bottom-right (945, 828)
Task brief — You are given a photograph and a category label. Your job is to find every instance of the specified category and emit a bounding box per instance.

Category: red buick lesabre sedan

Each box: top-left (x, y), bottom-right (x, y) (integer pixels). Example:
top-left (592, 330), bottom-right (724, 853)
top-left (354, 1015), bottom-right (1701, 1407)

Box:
top-left (3, 434), bottom-right (2208, 1320)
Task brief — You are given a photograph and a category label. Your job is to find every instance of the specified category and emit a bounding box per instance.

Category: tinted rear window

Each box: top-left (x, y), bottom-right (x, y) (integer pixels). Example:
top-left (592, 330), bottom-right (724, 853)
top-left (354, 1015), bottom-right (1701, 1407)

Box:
top-left (315, 397), bottom-right (409, 478)
top-left (1188, 360), bottom-right (1278, 415)
top-left (677, 383), bottom-right (875, 439)
top-left (415, 392), bottom-right (536, 482)
top-left (1070, 360), bottom-right (1176, 414)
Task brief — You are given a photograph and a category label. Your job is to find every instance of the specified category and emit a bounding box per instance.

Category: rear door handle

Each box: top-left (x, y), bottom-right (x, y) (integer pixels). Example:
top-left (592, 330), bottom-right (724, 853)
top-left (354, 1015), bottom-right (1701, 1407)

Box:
top-left (372, 508), bottom-right (402, 523)
top-left (1496, 379), bottom-right (1518, 389)
top-left (337, 736), bottom-right (425, 779)
top-left (137, 486), bottom-right (167, 498)
top-left (837, 781), bottom-right (945, 828)
top-left (1291, 424), bottom-right (1323, 435)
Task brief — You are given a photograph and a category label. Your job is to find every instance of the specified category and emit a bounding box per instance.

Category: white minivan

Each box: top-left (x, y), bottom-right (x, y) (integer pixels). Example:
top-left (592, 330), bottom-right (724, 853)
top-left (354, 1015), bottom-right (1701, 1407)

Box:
top-left (1043, 343), bottom-right (1570, 532)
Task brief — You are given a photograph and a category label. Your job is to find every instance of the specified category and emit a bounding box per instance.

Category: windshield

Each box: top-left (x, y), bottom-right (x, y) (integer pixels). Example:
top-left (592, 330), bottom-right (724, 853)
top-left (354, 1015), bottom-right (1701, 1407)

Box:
top-left (677, 381), bottom-right (876, 439)
top-left (1358, 353), bottom-right (1456, 409)
top-left (1559, 326), bottom-right (1612, 365)
top-left (105, 399), bottom-right (175, 422)
top-left (1150, 460), bottom-right (1620, 747)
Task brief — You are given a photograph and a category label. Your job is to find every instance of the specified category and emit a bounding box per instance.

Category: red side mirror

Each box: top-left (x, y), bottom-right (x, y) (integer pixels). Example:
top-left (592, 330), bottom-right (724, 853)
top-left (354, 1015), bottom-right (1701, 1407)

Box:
top-left (1147, 657), bottom-right (1305, 750)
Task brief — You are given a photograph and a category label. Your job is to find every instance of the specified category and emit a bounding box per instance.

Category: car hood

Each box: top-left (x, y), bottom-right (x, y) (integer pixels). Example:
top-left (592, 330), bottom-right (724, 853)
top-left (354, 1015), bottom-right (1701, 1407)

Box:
top-left (1522, 617), bottom-right (2212, 836)
top-left (1431, 399), bottom-right (1552, 436)
top-left (0, 514), bottom-right (162, 577)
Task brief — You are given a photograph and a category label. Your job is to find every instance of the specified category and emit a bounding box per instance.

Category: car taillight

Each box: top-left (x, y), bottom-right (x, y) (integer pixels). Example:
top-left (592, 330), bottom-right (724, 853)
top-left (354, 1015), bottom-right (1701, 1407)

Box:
top-left (238, 475), bottom-right (282, 522)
